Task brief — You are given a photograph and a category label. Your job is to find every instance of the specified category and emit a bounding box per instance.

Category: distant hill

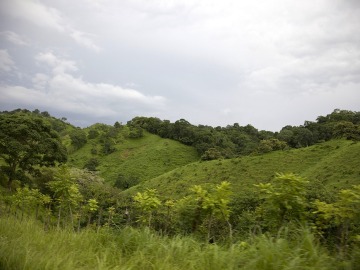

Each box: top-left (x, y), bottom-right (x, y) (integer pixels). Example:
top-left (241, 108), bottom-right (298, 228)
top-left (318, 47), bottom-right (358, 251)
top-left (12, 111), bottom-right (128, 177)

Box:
top-left (67, 123), bottom-right (199, 186)
top-left (124, 139), bottom-right (360, 199)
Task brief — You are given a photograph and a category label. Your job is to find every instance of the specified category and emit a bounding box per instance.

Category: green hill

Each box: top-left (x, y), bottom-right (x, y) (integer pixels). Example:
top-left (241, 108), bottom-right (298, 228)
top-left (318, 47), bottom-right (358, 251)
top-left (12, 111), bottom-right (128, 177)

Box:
top-left (68, 126), bottom-right (199, 185)
top-left (124, 139), bottom-right (360, 199)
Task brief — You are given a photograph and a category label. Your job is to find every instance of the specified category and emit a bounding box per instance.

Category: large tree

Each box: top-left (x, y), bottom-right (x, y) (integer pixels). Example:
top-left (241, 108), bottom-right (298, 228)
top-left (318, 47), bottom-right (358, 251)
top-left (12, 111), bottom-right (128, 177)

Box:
top-left (0, 113), bottom-right (67, 189)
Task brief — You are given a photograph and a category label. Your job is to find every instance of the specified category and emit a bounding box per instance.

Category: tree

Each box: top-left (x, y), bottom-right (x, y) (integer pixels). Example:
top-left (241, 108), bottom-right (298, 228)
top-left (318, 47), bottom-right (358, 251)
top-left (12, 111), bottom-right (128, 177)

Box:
top-left (313, 185), bottom-right (360, 255)
top-left (292, 127), bottom-right (314, 147)
top-left (69, 128), bottom-right (87, 150)
top-left (47, 166), bottom-right (83, 229)
top-left (189, 182), bottom-right (233, 242)
top-left (0, 113), bottom-right (67, 189)
top-left (257, 139), bottom-right (287, 153)
top-left (333, 121), bottom-right (360, 141)
top-left (175, 182), bottom-right (233, 241)
top-left (277, 127), bottom-right (294, 145)
top-left (86, 198), bottom-right (99, 226)
top-left (114, 174), bottom-right (139, 190)
top-left (133, 189), bottom-right (161, 227)
top-left (201, 148), bottom-right (223, 161)
top-left (83, 158), bottom-right (99, 171)
top-left (255, 173), bottom-right (309, 232)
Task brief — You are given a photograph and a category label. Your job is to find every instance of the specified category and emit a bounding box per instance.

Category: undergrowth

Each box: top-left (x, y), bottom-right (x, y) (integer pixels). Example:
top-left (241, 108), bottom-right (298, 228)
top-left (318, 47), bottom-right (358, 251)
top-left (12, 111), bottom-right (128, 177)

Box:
top-left (0, 216), bottom-right (339, 270)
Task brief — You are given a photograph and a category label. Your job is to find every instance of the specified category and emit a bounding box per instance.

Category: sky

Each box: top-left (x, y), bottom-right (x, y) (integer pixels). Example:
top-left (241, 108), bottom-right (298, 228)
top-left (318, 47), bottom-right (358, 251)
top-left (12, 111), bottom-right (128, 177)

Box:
top-left (0, 0), bottom-right (359, 131)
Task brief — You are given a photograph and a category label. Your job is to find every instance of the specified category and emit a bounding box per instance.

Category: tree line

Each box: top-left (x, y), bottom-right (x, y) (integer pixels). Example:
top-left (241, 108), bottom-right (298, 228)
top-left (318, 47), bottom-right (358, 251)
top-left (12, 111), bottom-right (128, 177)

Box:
top-left (128, 109), bottom-right (360, 159)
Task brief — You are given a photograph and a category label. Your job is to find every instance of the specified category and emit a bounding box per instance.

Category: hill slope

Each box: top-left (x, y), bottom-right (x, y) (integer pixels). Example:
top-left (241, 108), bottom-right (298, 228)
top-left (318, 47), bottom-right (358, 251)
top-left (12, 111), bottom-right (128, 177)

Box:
top-left (124, 139), bottom-right (360, 198)
top-left (68, 128), bottom-right (199, 185)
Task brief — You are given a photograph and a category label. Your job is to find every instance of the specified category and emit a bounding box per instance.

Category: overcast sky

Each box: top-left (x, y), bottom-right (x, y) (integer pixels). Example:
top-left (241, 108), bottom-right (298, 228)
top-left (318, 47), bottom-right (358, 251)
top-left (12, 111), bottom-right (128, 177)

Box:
top-left (0, 0), bottom-right (359, 131)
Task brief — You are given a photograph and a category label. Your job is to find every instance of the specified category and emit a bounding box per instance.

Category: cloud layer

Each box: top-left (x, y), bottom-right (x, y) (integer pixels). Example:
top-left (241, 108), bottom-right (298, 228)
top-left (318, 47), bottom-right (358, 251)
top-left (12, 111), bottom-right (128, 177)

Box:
top-left (0, 0), bottom-right (359, 130)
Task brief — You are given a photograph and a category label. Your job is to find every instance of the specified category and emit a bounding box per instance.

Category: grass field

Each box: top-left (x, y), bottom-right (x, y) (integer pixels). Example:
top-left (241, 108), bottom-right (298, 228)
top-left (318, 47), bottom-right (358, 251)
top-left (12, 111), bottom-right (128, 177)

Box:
top-left (0, 216), bottom-right (339, 270)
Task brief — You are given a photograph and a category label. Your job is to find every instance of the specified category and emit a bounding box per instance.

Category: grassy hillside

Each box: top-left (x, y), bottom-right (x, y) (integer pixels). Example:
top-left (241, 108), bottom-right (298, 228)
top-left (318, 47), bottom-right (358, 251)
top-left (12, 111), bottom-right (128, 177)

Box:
top-left (125, 139), bottom-right (360, 199)
top-left (68, 128), bottom-right (199, 185)
top-left (0, 217), bottom-right (337, 270)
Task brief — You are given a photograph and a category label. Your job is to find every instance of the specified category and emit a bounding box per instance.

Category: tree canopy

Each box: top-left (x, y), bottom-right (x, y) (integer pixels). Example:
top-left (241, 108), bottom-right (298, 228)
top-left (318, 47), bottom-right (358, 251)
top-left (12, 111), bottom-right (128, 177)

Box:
top-left (0, 112), bottom-right (67, 189)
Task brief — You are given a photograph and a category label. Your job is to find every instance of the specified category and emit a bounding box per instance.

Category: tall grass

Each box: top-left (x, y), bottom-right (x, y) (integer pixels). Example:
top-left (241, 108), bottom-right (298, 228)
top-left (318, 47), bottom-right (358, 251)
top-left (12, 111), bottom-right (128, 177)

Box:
top-left (0, 216), bottom-right (338, 270)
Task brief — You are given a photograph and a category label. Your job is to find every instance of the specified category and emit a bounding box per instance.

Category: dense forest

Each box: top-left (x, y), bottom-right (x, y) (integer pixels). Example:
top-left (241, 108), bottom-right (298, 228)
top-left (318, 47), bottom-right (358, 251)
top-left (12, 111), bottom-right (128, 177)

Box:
top-left (1, 108), bottom-right (360, 269)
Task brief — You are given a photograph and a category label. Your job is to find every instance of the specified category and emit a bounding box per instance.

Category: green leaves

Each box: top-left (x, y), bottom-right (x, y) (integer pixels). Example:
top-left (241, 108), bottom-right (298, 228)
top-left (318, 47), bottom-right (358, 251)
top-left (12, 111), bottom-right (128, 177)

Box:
top-left (133, 189), bottom-right (161, 227)
top-left (255, 173), bottom-right (309, 231)
top-left (313, 185), bottom-right (360, 224)
top-left (0, 113), bottom-right (67, 189)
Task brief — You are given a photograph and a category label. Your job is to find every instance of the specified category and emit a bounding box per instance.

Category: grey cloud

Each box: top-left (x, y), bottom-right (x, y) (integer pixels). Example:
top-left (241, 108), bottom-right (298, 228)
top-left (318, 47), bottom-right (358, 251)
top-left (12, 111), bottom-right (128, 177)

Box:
top-left (0, 0), bottom-right (359, 131)
top-left (0, 0), bottom-right (100, 52)
top-left (0, 51), bottom-right (166, 126)
top-left (0, 49), bottom-right (15, 72)
top-left (0, 31), bottom-right (28, 46)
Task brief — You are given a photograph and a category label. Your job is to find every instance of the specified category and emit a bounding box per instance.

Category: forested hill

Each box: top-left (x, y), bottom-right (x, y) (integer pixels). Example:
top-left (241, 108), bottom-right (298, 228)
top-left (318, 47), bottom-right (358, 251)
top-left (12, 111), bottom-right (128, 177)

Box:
top-left (128, 109), bottom-right (360, 159)
top-left (1, 108), bottom-right (360, 269)
top-left (0, 108), bottom-right (359, 187)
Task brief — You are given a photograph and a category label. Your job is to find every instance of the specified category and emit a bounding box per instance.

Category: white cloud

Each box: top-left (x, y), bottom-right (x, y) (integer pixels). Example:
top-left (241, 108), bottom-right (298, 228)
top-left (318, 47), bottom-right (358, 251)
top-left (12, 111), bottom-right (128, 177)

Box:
top-left (32, 73), bottom-right (49, 90)
top-left (0, 0), bottom-right (101, 52)
top-left (0, 31), bottom-right (28, 46)
top-left (35, 52), bottom-right (78, 75)
top-left (2, 0), bottom-right (65, 32)
top-left (0, 52), bottom-right (166, 124)
top-left (1, 0), bottom-right (359, 130)
top-left (0, 49), bottom-right (16, 72)
top-left (70, 30), bottom-right (101, 52)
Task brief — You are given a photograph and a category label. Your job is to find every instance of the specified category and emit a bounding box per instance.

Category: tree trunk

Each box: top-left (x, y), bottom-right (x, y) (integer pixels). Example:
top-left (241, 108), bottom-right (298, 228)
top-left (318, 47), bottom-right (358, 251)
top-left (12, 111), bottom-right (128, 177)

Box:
top-left (77, 211), bottom-right (82, 232)
top-left (57, 205), bottom-right (62, 229)
top-left (227, 220), bottom-right (233, 243)
top-left (87, 213), bottom-right (92, 227)
top-left (7, 162), bottom-right (17, 191)
top-left (148, 212), bottom-right (152, 228)
top-left (207, 213), bottom-right (213, 243)
top-left (192, 201), bottom-right (203, 233)
top-left (97, 207), bottom-right (103, 231)
top-left (69, 204), bottom-right (74, 231)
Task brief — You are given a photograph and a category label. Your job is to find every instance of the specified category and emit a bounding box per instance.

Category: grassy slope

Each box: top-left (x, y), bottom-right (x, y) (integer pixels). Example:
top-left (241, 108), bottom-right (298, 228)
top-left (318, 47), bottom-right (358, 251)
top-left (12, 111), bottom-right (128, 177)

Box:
top-left (0, 217), bottom-right (336, 270)
top-left (124, 139), bottom-right (360, 199)
top-left (68, 131), bottom-right (199, 184)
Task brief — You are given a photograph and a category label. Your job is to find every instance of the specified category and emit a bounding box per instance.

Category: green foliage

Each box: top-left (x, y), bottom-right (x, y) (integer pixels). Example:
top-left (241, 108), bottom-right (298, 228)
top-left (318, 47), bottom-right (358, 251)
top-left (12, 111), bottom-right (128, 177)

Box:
top-left (87, 129), bottom-right (99, 139)
top-left (47, 166), bottom-right (83, 228)
top-left (114, 173), bottom-right (139, 189)
top-left (10, 186), bottom-right (50, 219)
top-left (201, 148), bottom-right (223, 160)
top-left (133, 189), bottom-right (161, 227)
top-left (87, 198), bottom-right (99, 212)
top-left (128, 125), bottom-right (143, 138)
top-left (69, 128), bottom-right (87, 150)
top-left (128, 110), bottom-right (360, 158)
top-left (174, 182), bottom-right (233, 241)
top-left (255, 173), bottom-right (309, 231)
top-left (0, 112), bottom-right (67, 189)
top-left (83, 158), bottom-right (99, 171)
top-left (313, 185), bottom-right (360, 254)
top-left (333, 121), bottom-right (360, 141)
top-left (0, 217), bottom-right (338, 270)
top-left (257, 138), bottom-right (288, 153)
